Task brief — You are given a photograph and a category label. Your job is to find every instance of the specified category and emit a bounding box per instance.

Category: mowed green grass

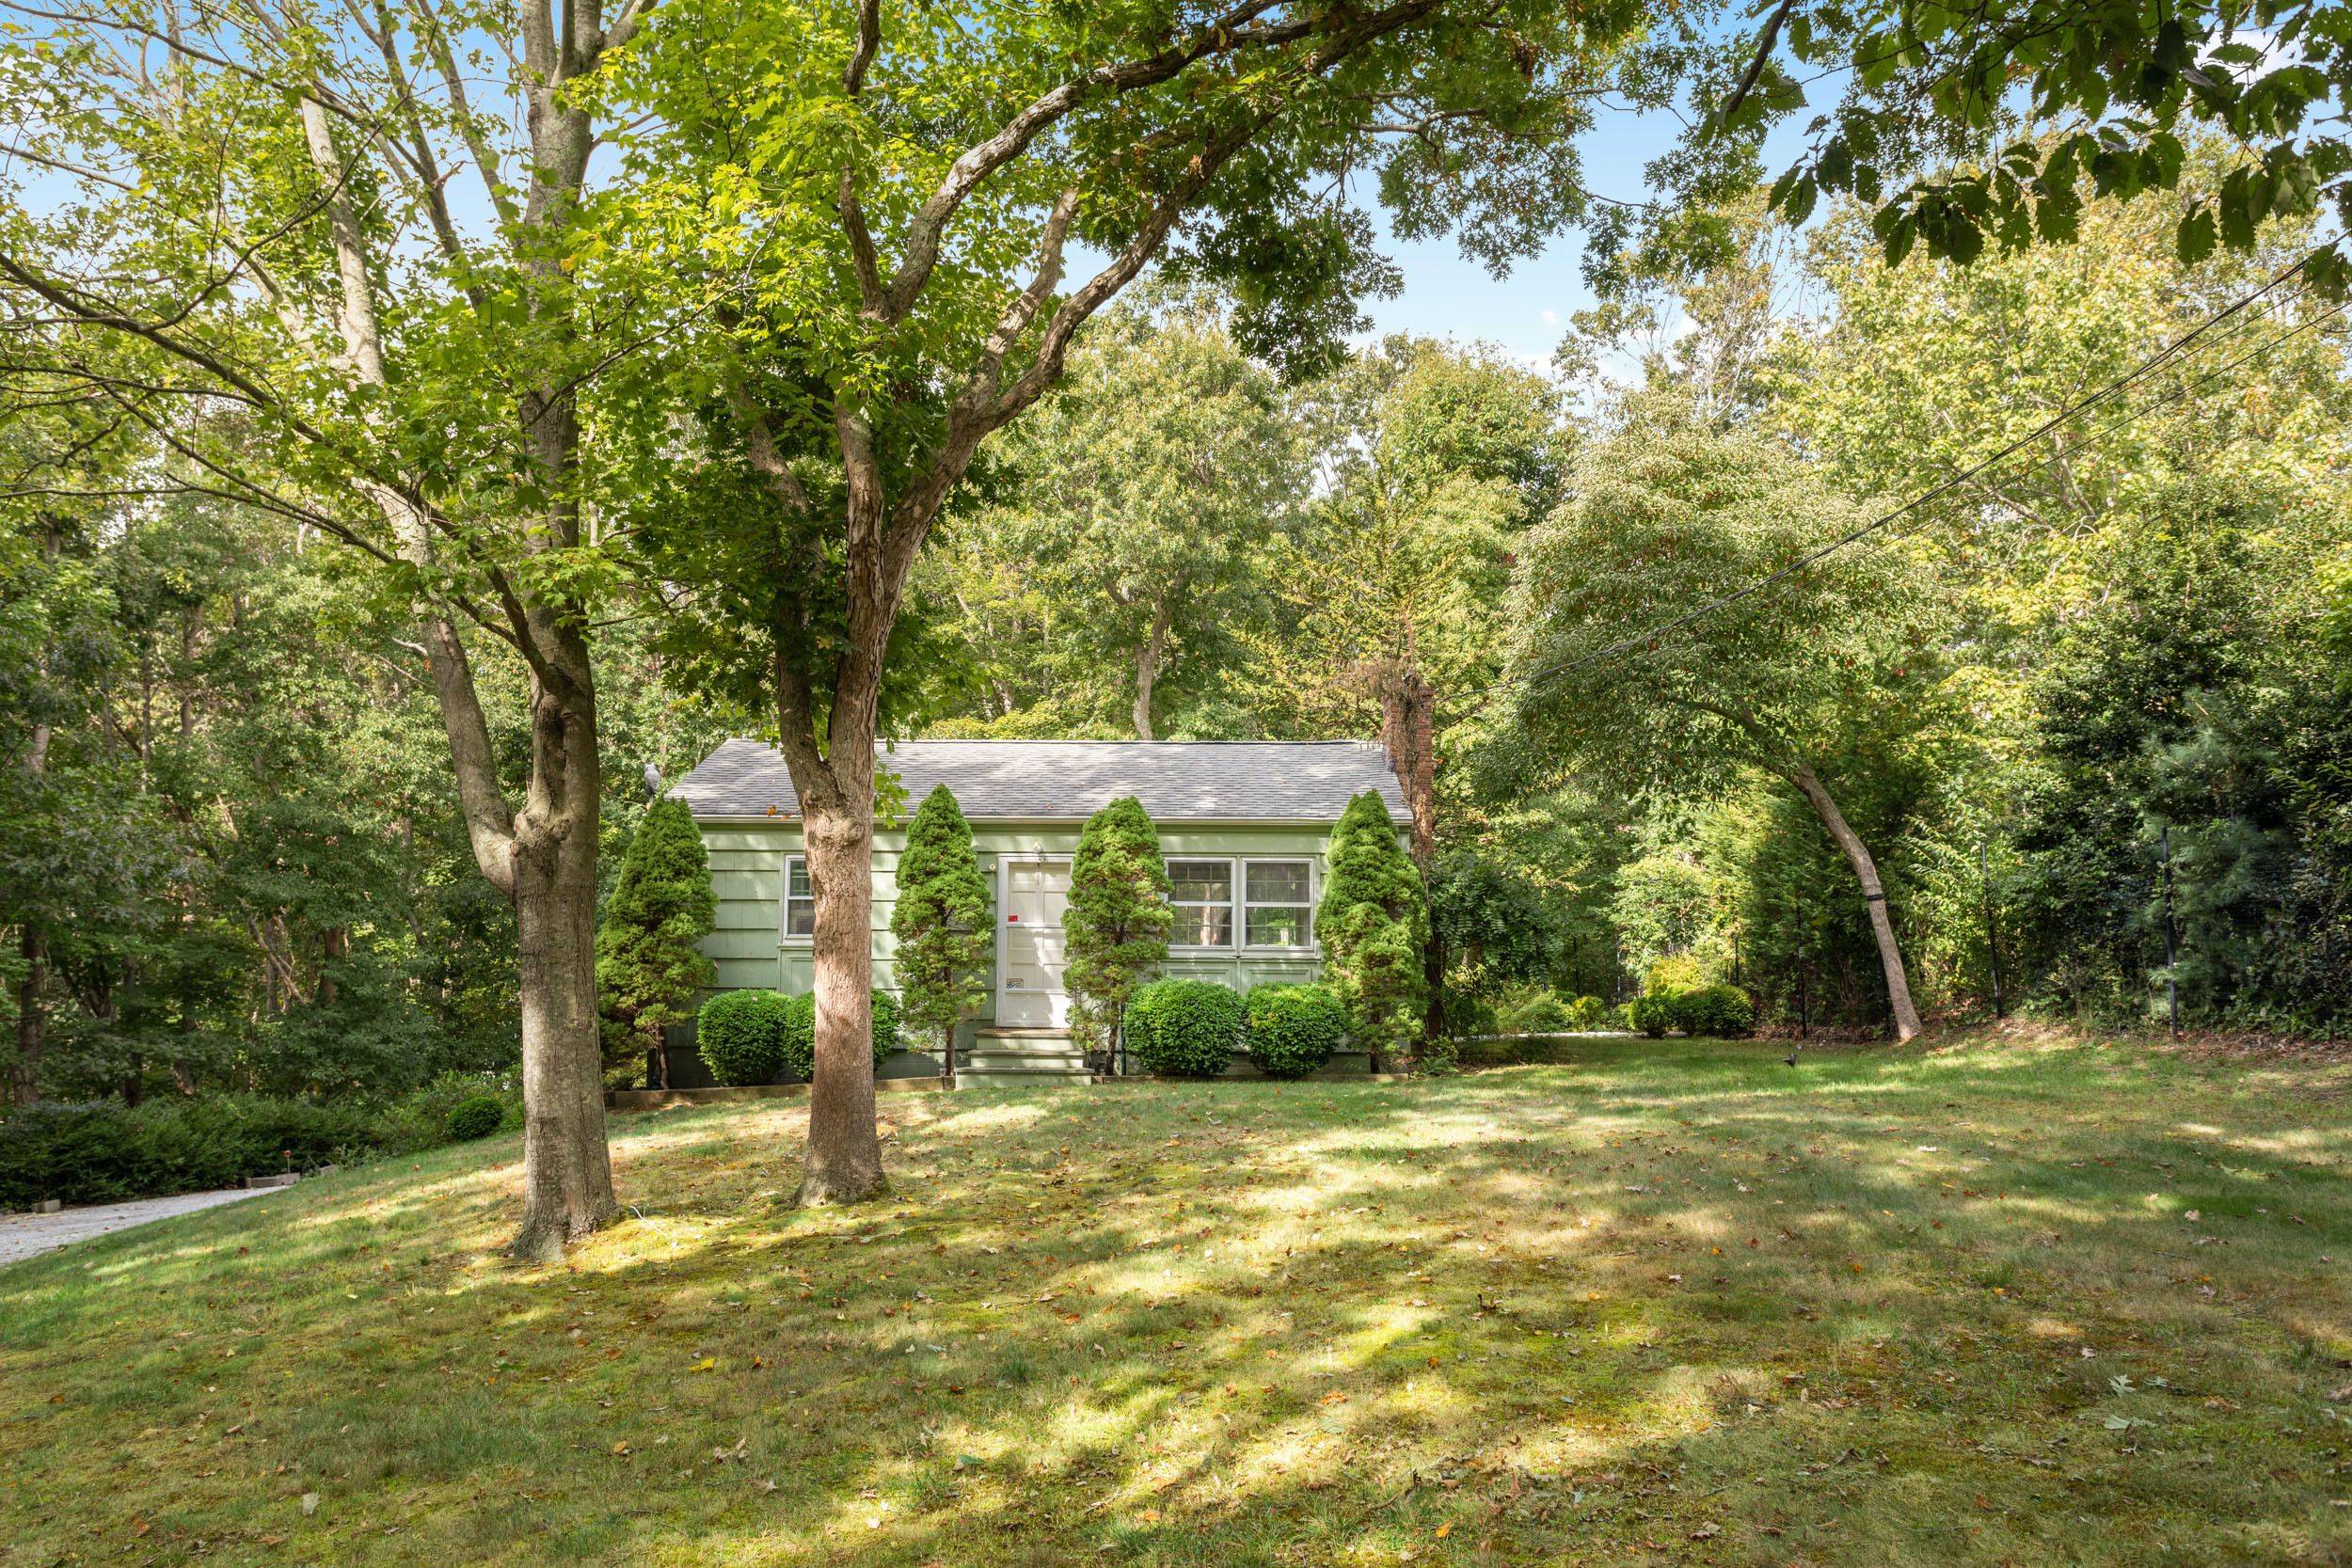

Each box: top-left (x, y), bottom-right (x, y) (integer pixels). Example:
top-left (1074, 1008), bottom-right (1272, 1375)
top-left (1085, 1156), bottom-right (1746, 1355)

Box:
top-left (4, 1034), bottom-right (2350, 1567)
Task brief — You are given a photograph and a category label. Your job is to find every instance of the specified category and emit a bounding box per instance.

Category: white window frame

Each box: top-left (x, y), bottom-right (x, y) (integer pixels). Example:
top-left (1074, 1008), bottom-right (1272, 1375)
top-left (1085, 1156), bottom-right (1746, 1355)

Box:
top-left (1241, 858), bottom-right (1317, 953)
top-left (1166, 857), bottom-right (1237, 952)
top-left (780, 854), bottom-right (815, 943)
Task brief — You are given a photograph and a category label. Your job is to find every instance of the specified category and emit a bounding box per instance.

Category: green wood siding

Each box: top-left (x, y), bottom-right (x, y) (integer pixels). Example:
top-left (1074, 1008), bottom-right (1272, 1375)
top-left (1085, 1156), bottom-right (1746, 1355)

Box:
top-left (692, 819), bottom-right (1342, 1014)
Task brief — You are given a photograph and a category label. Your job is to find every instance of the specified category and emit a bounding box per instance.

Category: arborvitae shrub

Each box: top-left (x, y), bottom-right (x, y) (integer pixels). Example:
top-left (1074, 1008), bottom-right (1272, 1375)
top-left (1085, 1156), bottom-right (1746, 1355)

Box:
top-left (889, 785), bottom-right (993, 1055)
top-left (1125, 979), bottom-right (1246, 1078)
top-left (1315, 791), bottom-right (1429, 1066)
top-left (1065, 797), bottom-right (1173, 1057)
top-left (595, 797), bottom-right (717, 1088)
top-left (443, 1096), bottom-right (506, 1141)
top-left (695, 990), bottom-right (795, 1085)
top-left (1245, 984), bottom-right (1346, 1079)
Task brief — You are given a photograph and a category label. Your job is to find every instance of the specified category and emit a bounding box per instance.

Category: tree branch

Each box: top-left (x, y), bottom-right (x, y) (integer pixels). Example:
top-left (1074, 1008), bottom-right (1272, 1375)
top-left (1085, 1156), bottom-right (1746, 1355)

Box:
top-left (880, 0), bottom-right (1294, 318)
top-left (1715, 0), bottom-right (1794, 125)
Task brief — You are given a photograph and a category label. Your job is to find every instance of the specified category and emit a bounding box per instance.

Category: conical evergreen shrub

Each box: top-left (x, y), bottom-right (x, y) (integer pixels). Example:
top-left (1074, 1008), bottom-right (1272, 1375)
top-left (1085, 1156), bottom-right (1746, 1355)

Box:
top-left (889, 786), bottom-right (993, 1059)
top-left (596, 798), bottom-right (717, 1088)
top-left (1315, 790), bottom-right (1431, 1069)
top-left (1065, 796), bottom-right (1172, 1060)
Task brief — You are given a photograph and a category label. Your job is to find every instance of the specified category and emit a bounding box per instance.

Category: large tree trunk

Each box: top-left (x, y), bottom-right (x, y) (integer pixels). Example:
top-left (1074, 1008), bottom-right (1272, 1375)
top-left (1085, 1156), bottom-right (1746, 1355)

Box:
top-left (798, 784), bottom-right (887, 1206)
top-left (298, 79), bottom-right (618, 1258)
top-left (1132, 601), bottom-right (1171, 740)
top-left (502, 623), bottom-right (619, 1259)
top-left (1784, 757), bottom-right (1923, 1042)
top-left (1371, 658), bottom-right (1442, 1050)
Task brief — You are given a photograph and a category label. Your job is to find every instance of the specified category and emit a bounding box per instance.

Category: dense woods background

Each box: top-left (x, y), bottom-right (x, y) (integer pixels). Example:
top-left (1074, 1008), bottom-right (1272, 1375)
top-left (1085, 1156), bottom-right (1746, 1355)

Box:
top-left (4, 175), bottom-right (2348, 1116)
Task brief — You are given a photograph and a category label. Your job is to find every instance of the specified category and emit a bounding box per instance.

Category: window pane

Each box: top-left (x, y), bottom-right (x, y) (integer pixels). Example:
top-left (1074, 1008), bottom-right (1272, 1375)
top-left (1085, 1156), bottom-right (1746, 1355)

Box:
top-left (785, 859), bottom-right (814, 937)
top-left (1167, 860), bottom-right (1232, 903)
top-left (1176, 904), bottom-right (1232, 946)
top-left (1247, 905), bottom-right (1308, 947)
top-left (1246, 861), bottom-right (1309, 904)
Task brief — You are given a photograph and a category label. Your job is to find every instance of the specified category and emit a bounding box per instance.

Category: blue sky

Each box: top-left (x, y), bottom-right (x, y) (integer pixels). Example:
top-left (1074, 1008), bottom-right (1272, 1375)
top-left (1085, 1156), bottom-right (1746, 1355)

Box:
top-left (1350, 101), bottom-right (1810, 370)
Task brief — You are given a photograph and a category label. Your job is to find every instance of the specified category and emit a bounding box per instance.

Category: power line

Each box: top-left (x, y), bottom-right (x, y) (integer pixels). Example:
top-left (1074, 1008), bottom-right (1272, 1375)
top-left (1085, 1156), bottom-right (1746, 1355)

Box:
top-left (1481, 248), bottom-right (2338, 705)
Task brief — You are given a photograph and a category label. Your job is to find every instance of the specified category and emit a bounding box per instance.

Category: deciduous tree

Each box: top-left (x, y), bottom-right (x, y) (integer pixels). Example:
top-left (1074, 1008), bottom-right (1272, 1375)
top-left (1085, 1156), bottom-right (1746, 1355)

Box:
top-left (0, 0), bottom-right (663, 1257)
top-left (606, 0), bottom-right (1646, 1202)
top-left (1505, 407), bottom-right (1946, 1040)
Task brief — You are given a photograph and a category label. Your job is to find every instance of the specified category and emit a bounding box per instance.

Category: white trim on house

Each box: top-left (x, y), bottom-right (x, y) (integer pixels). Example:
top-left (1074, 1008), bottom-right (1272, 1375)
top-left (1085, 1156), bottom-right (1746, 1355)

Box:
top-left (1163, 854), bottom-right (1322, 957)
top-left (778, 854), bottom-right (814, 944)
top-left (1243, 857), bottom-right (1316, 952)
top-left (1167, 857), bottom-right (1236, 951)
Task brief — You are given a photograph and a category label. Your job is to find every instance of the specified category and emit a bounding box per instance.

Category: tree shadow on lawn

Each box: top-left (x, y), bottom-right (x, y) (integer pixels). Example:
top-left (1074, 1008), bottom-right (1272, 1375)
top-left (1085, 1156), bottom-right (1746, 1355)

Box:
top-left (3, 1038), bottom-right (2348, 1566)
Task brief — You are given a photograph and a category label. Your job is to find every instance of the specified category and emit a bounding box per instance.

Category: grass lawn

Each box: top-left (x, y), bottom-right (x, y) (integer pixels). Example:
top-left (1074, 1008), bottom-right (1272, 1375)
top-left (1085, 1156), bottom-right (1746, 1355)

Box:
top-left (5, 1031), bottom-right (2350, 1566)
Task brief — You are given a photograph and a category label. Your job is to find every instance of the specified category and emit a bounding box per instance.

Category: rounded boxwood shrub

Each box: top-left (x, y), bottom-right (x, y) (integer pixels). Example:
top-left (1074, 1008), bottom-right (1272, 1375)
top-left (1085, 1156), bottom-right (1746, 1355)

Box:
top-left (1503, 990), bottom-right (1572, 1036)
top-left (1245, 984), bottom-right (1346, 1079)
top-left (444, 1095), bottom-right (506, 1142)
top-left (1672, 984), bottom-right (1756, 1038)
top-left (774, 990), bottom-right (900, 1080)
top-left (1625, 993), bottom-right (1675, 1038)
top-left (695, 990), bottom-right (796, 1085)
top-left (1125, 978), bottom-right (1247, 1078)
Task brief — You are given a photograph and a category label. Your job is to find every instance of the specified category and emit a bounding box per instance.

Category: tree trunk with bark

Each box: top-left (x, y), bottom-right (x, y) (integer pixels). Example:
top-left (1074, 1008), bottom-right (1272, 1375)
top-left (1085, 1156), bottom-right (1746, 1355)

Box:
top-left (1783, 757), bottom-right (1923, 1042)
top-left (1132, 602), bottom-right (1171, 741)
top-left (799, 787), bottom-right (886, 1205)
top-left (12, 927), bottom-right (42, 1107)
top-left (772, 626), bottom-right (891, 1207)
top-left (1370, 657), bottom-right (1443, 1048)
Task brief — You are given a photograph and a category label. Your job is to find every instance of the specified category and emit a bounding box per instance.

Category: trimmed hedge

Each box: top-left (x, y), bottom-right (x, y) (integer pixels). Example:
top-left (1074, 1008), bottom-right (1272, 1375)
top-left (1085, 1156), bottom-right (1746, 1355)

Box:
top-left (1125, 978), bottom-right (1247, 1078)
top-left (0, 1073), bottom-right (523, 1210)
top-left (444, 1096), bottom-right (506, 1141)
top-left (0, 1096), bottom-right (373, 1209)
top-left (696, 990), bottom-right (797, 1085)
top-left (1244, 984), bottom-right (1346, 1079)
top-left (697, 988), bottom-right (902, 1085)
top-left (1671, 984), bottom-right (1756, 1038)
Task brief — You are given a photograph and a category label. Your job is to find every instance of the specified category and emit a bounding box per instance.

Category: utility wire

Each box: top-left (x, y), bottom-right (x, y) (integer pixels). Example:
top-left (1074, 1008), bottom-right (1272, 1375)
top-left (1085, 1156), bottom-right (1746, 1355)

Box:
top-left (1477, 250), bottom-right (2337, 706)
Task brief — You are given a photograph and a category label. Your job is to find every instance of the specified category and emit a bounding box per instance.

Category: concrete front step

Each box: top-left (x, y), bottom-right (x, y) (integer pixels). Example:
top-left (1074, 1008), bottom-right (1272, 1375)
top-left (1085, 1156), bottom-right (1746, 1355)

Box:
top-left (955, 1068), bottom-right (1094, 1091)
top-left (965, 1050), bottom-right (1088, 1070)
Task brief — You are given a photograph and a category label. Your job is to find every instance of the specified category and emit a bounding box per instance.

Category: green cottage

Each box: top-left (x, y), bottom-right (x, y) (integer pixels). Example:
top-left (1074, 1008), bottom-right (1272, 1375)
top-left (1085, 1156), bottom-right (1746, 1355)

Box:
top-left (667, 739), bottom-right (1407, 1085)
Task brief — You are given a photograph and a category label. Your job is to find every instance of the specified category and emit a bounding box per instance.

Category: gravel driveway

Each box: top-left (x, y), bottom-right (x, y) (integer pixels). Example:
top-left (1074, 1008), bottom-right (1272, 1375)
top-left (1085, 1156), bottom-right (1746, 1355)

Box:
top-left (0, 1187), bottom-right (281, 1268)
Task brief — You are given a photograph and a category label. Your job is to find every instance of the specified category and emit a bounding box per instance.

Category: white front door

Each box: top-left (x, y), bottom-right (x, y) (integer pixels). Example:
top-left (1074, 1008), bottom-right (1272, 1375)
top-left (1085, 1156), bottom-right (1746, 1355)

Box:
top-left (998, 857), bottom-right (1071, 1026)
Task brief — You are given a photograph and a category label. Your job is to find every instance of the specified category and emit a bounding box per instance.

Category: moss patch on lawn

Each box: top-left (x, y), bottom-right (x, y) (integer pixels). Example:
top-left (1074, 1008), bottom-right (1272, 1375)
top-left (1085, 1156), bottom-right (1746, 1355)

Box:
top-left (4, 1031), bottom-right (2350, 1565)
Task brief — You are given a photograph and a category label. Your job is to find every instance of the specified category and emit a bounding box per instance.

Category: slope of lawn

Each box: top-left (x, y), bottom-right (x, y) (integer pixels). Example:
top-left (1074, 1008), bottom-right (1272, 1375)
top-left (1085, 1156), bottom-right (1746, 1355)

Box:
top-left (4, 1030), bottom-right (2349, 1566)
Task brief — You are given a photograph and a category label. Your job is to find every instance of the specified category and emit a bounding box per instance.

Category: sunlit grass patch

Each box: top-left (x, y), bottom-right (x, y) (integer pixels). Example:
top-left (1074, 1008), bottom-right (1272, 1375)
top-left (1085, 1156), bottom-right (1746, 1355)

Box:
top-left (4, 1031), bottom-right (2350, 1565)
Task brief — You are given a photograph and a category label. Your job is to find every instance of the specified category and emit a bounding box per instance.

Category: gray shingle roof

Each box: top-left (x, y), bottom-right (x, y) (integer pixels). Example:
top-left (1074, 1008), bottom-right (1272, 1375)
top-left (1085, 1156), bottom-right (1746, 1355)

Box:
top-left (672, 738), bottom-right (1406, 824)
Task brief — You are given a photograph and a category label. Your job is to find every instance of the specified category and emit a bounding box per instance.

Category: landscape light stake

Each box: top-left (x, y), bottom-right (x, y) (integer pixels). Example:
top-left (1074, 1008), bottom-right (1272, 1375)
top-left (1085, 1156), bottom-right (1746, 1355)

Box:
top-left (2160, 824), bottom-right (2181, 1036)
